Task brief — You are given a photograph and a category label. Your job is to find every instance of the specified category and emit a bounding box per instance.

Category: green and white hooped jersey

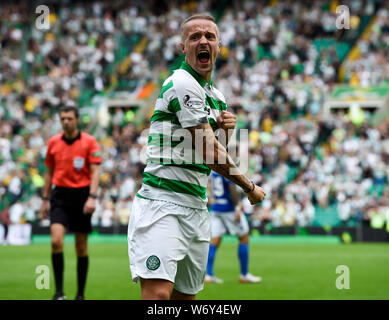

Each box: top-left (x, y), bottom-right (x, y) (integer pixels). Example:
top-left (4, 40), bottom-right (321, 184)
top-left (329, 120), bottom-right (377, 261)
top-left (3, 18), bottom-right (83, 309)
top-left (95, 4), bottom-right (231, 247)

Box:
top-left (137, 61), bottom-right (228, 209)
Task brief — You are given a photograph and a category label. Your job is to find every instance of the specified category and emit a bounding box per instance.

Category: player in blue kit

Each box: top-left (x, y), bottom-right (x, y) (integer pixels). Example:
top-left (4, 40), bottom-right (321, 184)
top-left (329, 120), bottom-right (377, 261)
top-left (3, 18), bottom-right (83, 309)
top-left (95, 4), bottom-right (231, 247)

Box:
top-left (205, 171), bottom-right (262, 284)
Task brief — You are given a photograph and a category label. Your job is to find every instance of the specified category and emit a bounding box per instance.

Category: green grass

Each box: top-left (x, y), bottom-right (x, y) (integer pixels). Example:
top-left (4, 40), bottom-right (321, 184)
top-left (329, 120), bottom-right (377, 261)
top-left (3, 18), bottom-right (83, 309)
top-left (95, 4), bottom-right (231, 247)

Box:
top-left (0, 238), bottom-right (388, 300)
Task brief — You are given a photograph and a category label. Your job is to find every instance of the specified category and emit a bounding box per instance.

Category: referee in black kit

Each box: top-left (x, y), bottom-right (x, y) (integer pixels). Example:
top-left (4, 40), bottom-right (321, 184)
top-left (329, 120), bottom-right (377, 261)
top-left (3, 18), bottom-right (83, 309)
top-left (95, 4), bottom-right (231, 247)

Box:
top-left (40, 105), bottom-right (102, 300)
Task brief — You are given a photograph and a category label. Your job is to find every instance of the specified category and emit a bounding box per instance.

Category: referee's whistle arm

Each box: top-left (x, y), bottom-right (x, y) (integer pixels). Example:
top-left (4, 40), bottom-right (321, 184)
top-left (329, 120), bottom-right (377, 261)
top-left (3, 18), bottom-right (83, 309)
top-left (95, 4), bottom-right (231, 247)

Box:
top-left (83, 163), bottom-right (100, 214)
top-left (41, 201), bottom-right (50, 219)
top-left (40, 167), bottom-right (53, 219)
top-left (83, 198), bottom-right (96, 215)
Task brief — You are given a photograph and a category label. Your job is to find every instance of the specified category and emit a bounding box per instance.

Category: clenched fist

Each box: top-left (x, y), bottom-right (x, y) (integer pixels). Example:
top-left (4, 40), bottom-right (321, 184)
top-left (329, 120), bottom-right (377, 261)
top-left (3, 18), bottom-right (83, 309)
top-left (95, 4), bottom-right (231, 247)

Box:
top-left (217, 110), bottom-right (236, 131)
top-left (247, 185), bottom-right (266, 205)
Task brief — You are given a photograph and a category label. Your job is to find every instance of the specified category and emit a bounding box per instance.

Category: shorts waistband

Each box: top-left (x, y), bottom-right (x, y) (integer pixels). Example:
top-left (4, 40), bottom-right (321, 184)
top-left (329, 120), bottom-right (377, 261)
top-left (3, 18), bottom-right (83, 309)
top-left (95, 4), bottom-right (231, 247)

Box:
top-left (54, 186), bottom-right (90, 192)
top-left (136, 193), bottom-right (207, 211)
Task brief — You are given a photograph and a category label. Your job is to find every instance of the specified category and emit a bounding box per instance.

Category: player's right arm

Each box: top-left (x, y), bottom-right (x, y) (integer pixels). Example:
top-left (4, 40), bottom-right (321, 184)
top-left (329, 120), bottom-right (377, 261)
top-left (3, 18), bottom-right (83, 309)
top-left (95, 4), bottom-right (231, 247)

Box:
top-left (187, 123), bottom-right (266, 205)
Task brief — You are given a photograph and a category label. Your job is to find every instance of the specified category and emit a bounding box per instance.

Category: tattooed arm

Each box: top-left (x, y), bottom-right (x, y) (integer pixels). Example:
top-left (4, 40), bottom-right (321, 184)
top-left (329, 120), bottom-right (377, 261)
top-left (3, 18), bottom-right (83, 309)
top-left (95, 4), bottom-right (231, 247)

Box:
top-left (188, 123), bottom-right (266, 205)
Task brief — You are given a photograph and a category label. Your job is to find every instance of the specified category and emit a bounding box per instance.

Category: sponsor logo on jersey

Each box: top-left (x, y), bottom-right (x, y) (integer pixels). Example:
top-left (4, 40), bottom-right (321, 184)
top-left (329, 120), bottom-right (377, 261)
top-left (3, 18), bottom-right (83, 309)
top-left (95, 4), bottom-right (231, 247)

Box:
top-left (183, 95), bottom-right (203, 109)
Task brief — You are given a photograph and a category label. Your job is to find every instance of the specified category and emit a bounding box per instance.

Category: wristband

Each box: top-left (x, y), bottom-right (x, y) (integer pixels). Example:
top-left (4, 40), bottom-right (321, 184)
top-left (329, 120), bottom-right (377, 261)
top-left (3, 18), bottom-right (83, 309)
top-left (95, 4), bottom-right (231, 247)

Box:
top-left (88, 193), bottom-right (98, 199)
top-left (243, 181), bottom-right (255, 194)
top-left (42, 196), bottom-right (49, 201)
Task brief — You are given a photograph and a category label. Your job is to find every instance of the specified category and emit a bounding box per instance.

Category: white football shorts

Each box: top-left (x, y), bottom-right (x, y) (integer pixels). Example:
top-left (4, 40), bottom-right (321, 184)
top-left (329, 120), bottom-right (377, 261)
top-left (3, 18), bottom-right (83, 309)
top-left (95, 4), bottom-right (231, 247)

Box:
top-left (128, 195), bottom-right (211, 295)
top-left (210, 211), bottom-right (250, 238)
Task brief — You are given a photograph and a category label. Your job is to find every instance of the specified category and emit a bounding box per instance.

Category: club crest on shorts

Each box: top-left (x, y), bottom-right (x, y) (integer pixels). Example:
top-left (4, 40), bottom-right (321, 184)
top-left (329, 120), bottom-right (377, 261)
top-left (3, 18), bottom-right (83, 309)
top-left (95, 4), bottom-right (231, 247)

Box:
top-left (73, 157), bottom-right (85, 170)
top-left (146, 255), bottom-right (160, 271)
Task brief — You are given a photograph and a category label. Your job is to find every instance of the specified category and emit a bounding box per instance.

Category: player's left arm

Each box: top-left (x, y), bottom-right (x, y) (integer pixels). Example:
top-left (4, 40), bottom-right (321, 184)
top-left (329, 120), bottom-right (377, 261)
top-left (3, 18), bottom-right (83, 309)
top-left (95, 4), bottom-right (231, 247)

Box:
top-left (187, 123), bottom-right (266, 205)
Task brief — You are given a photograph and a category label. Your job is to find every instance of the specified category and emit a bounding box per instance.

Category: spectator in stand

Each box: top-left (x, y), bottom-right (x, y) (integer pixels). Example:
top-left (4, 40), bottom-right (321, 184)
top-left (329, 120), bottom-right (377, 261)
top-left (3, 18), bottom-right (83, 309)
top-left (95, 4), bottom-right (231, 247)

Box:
top-left (0, 0), bottom-right (388, 231)
top-left (1, 206), bottom-right (10, 245)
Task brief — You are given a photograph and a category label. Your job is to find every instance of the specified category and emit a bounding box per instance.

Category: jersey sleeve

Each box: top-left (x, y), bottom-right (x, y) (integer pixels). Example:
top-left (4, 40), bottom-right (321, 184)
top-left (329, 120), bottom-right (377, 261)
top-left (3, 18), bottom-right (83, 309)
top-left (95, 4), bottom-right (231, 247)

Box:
top-left (174, 77), bottom-right (208, 128)
top-left (44, 139), bottom-right (54, 168)
top-left (88, 138), bottom-right (102, 164)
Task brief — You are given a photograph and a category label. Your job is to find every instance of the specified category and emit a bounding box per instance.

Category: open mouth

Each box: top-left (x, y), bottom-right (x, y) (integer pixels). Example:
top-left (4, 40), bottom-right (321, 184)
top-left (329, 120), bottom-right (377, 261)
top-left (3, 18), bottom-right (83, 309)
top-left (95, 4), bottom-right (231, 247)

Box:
top-left (197, 50), bottom-right (210, 64)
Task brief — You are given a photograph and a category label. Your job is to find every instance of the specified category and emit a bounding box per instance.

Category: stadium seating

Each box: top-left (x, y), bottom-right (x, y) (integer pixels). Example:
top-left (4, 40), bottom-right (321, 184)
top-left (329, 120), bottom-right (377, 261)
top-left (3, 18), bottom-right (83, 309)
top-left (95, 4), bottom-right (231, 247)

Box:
top-left (0, 0), bottom-right (388, 231)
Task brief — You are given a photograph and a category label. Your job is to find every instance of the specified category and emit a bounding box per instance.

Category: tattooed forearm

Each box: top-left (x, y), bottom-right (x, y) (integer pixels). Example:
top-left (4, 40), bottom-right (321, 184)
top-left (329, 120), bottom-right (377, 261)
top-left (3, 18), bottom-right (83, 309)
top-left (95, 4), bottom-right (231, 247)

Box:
top-left (189, 123), bottom-right (253, 193)
top-left (207, 138), bottom-right (252, 192)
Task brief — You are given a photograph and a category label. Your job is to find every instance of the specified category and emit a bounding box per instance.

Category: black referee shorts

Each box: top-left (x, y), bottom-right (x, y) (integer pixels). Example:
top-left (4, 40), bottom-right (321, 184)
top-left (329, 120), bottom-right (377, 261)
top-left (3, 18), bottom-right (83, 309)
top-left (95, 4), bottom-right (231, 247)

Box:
top-left (50, 186), bottom-right (92, 233)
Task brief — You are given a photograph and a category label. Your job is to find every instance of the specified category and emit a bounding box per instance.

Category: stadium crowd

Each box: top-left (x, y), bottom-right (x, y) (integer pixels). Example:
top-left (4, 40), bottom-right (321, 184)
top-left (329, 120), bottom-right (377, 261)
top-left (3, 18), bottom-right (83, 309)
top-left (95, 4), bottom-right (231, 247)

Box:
top-left (342, 1), bottom-right (389, 86)
top-left (1, 0), bottom-right (388, 234)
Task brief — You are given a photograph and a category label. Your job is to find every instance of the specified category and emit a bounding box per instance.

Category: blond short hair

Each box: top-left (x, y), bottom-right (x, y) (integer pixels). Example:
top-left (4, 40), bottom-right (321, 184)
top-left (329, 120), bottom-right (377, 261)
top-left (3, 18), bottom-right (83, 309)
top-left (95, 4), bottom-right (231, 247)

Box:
top-left (181, 13), bottom-right (219, 41)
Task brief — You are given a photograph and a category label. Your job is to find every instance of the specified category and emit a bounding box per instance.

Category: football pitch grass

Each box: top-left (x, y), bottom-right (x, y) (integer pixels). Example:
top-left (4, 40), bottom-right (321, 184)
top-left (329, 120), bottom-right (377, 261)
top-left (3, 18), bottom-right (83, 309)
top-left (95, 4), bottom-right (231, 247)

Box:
top-left (0, 235), bottom-right (388, 300)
